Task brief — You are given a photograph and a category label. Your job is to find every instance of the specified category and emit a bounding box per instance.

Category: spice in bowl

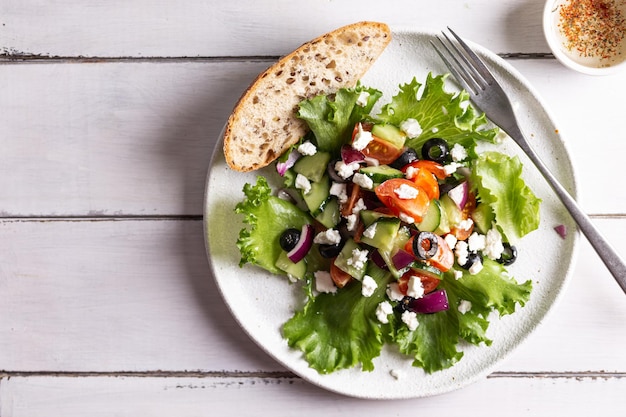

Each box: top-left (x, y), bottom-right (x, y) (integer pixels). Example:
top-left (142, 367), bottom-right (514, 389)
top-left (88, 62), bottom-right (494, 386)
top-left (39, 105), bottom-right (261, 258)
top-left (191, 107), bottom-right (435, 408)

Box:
top-left (544, 0), bottom-right (626, 73)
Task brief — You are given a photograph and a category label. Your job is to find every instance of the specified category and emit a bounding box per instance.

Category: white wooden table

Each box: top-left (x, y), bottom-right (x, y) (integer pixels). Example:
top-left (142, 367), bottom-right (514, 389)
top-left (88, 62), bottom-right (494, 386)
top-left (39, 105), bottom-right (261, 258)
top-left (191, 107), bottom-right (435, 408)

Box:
top-left (2, 1), bottom-right (626, 415)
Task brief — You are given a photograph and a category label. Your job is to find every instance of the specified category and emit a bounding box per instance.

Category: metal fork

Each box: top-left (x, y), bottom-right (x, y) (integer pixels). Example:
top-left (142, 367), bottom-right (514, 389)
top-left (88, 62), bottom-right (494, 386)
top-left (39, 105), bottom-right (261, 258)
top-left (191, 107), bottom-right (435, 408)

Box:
top-left (432, 28), bottom-right (626, 292)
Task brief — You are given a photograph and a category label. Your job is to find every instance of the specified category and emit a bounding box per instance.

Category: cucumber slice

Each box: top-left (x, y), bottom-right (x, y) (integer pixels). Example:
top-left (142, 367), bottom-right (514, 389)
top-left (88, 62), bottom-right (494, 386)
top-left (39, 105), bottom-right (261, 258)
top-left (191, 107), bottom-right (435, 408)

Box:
top-left (293, 152), bottom-right (331, 182)
top-left (410, 263), bottom-right (444, 280)
top-left (315, 197), bottom-right (341, 229)
top-left (440, 194), bottom-right (463, 227)
top-left (360, 209), bottom-right (394, 228)
top-left (275, 251), bottom-right (307, 280)
top-left (334, 238), bottom-right (367, 280)
top-left (359, 217), bottom-right (402, 252)
top-left (371, 124), bottom-right (407, 149)
top-left (358, 165), bottom-right (404, 185)
top-left (378, 226), bottom-right (412, 278)
top-left (417, 199), bottom-right (442, 232)
top-left (302, 175), bottom-right (330, 216)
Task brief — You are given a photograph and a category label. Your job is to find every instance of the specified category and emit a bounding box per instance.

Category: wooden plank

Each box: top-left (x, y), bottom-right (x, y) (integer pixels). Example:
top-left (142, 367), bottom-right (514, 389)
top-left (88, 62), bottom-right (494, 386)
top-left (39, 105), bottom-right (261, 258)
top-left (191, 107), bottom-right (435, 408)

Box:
top-left (1, 1), bottom-right (547, 58)
top-left (2, 59), bottom-right (626, 217)
top-left (2, 374), bottom-right (626, 416)
top-left (1, 218), bottom-right (625, 374)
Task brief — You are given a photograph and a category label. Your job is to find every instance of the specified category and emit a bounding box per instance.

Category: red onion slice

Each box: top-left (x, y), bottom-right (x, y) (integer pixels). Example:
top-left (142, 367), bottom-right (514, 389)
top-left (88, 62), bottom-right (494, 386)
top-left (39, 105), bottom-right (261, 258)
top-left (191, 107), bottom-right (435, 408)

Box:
top-left (407, 289), bottom-right (449, 314)
top-left (276, 148), bottom-right (300, 176)
top-left (447, 181), bottom-right (469, 210)
top-left (392, 249), bottom-right (415, 270)
top-left (341, 144), bottom-right (365, 164)
top-left (370, 249), bottom-right (389, 270)
top-left (554, 224), bottom-right (567, 239)
top-left (287, 224), bottom-right (314, 263)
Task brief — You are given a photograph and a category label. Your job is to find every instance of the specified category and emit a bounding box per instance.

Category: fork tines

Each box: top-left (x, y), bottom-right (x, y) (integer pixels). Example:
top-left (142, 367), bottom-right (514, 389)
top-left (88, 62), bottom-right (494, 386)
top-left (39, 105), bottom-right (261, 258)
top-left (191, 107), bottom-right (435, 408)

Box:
top-left (431, 28), bottom-right (496, 96)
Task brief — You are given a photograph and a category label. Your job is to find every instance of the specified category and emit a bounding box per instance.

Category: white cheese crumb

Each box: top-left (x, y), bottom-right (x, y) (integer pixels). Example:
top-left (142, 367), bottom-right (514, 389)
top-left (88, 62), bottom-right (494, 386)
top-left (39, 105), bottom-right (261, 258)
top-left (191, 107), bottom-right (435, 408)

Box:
top-left (313, 229), bottom-right (341, 245)
top-left (297, 140), bottom-right (317, 156)
top-left (484, 227), bottom-right (505, 260)
top-left (431, 127), bottom-right (439, 133)
top-left (294, 173), bottom-right (311, 194)
top-left (469, 257), bottom-right (483, 275)
top-left (361, 275), bottom-right (378, 297)
top-left (314, 271), bottom-right (337, 294)
top-left (401, 310), bottom-right (420, 331)
top-left (352, 123), bottom-right (374, 151)
top-left (454, 269), bottom-right (464, 280)
top-left (390, 369), bottom-right (404, 380)
top-left (334, 160), bottom-right (360, 179)
top-left (329, 182), bottom-right (348, 203)
top-left (467, 232), bottom-right (486, 252)
top-left (444, 233), bottom-right (458, 251)
top-left (398, 212), bottom-right (415, 224)
top-left (458, 299), bottom-right (472, 314)
top-left (394, 183), bottom-right (419, 199)
top-left (386, 283), bottom-right (405, 301)
top-left (450, 143), bottom-right (468, 162)
top-left (400, 118), bottom-right (423, 138)
top-left (356, 91), bottom-right (370, 107)
top-left (352, 198), bottom-right (367, 215)
top-left (455, 240), bottom-right (469, 267)
top-left (444, 162), bottom-right (462, 175)
top-left (407, 276), bottom-right (425, 299)
top-left (404, 165), bottom-right (418, 180)
top-left (376, 301), bottom-right (393, 324)
top-left (347, 248), bottom-right (369, 270)
top-left (363, 223), bottom-right (377, 239)
top-left (352, 172), bottom-right (374, 190)
top-left (345, 214), bottom-right (358, 231)
top-left (456, 218), bottom-right (474, 232)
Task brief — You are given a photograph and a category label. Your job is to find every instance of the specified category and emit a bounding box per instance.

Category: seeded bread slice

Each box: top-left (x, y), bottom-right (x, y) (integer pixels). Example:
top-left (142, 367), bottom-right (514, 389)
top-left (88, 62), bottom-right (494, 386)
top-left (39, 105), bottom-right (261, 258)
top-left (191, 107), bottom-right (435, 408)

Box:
top-left (223, 21), bottom-right (391, 172)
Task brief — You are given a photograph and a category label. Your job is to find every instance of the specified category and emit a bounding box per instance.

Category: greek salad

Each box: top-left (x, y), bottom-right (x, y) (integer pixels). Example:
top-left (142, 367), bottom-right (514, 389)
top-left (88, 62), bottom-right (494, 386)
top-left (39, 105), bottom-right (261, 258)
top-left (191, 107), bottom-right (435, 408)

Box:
top-left (235, 74), bottom-right (540, 374)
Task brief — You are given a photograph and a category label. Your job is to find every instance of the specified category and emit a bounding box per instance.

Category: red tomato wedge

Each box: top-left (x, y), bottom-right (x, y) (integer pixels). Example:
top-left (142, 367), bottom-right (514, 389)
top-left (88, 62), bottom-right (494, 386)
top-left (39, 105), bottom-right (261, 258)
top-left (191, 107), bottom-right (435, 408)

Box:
top-left (409, 167), bottom-right (440, 200)
top-left (351, 124), bottom-right (404, 165)
top-left (402, 160), bottom-right (448, 180)
top-left (330, 260), bottom-right (353, 288)
top-left (404, 235), bottom-right (454, 272)
top-left (398, 270), bottom-right (440, 295)
top-left (375, 178), bottom-right (430, 223)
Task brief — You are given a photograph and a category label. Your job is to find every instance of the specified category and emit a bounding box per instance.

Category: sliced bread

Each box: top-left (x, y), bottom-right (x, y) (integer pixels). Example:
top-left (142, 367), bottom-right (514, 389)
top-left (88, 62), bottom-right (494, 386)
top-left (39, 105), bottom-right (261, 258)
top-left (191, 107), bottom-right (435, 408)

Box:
top-left (223, 21), bottom-right (391, 172)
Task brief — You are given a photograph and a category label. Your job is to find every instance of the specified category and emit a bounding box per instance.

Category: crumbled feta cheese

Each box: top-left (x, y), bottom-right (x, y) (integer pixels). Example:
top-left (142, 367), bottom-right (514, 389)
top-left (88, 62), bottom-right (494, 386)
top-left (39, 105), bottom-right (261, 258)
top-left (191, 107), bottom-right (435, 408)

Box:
top-left (352, 172), bottom-right (374, 189)
top-left (314, 271), bottom-right (337, 294)
top-left (297, 140), bottom-right (317, 156)
top-left (313, 229), bottom-right (341, 245)
top-left (456, 218), bottom-right (474, 232)
top-left (334, 160), bottom-right (360, 179)
top-left (484, 227), bottom-right (505, 260)
top-left (455, 240), bottom-right (469, 267)
top-left (386, 283), bottom-right (404, 301)
top-left (431, 127), bottom-right (439, 133)
top-left (444, 162), bottom-right (462, 175)
top-left (458, 299), bottom-right (472, 314)
top-left (444, 233), bottom-right (458, 251)
top-left (390, 369), bottom-right (404, 380)
top-left (401, 310), bottom-right (419, 331)
top-left (398, 212), bottom-right (415, 224)
top-left (454, 269), bottom-right (464, 280)
top-left (400, 118), bottom-right (423, 138)
top-left (352, 198), bottom-right (367, 215)
top-left (394, 183), bottom-right (419, 199)
top-left (329, 182), bottom-right (348, 203)
top-left (407, 275), bottom-right (425, 299)
top-left (467, 232), bottom-right (486, 252)
top-left (295, 173), bottom-right (311, 194)
top-left (404, 166), bottom-right (418, 180)
top-left (363, 223), bottom-right (377, 239)
top-left (450, 143), bottom-right (468, 162)
top-left (356, 91), bottom-right (370, 107)
top-left (361, 275), bottom-right (378, 297)
top-left (469, 257), bottom-right (483, 275)
top-left (347, 248), bottom-right (369, 270)
top-left (376, 301), bottom-right (393, 324)
top-left (345, 214), bottom-right (358, 231)
top-left (352, 123), bottom-right (374, 151)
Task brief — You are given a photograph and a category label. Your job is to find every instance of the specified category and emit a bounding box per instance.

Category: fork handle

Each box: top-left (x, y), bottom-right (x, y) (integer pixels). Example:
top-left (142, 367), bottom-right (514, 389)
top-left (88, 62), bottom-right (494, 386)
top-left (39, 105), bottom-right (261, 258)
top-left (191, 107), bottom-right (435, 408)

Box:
top-left (508, 125), bottom-right (626, 291)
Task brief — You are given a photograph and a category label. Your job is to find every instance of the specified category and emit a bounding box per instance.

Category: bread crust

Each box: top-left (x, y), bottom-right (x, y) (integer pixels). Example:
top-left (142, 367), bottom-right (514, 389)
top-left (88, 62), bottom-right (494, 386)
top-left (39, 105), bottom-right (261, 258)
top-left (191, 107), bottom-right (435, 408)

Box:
top-left (222, 21), bottom-right (391, 172)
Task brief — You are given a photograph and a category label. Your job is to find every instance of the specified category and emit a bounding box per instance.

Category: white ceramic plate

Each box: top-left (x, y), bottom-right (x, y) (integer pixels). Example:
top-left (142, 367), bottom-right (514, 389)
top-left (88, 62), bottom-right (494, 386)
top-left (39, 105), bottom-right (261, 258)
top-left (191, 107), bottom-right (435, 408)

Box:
top-left (204, 28), bottom-right (579, 399)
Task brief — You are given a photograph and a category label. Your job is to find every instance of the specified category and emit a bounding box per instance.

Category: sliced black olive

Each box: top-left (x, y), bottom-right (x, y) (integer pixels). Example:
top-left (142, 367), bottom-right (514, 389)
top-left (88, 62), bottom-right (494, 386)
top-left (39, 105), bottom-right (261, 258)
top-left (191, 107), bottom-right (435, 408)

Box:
top-left (413, 231), bottom-right (439, 260)
top-left (421, 138), bottom-right (450, 164)
top-left (318, 242), bottom-right (344, 258)
top-left (279, 228), bottom-right (301, 252)
top-left (497, 242), bottom-right (518, 266)
top-left (395, 296), bottom-right (413, 313)
top-left (461, 252), bottom-right (483, 270)
top-left (390, 148), bottom-right (418, 169)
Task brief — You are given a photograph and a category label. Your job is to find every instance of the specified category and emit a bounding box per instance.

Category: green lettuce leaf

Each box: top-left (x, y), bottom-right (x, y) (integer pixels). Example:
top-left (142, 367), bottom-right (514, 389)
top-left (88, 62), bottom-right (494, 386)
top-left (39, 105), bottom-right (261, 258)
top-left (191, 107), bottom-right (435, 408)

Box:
top-left (282, 264), bottom-right (393, 374)
top-left (376, 74), bottom-right (498, 151)
top-left (297, 84), bottom-right (382, 154)
top-left (471, 151), bottom-right (542, 242)
top-left (235, 176), bottom-right (311, 274)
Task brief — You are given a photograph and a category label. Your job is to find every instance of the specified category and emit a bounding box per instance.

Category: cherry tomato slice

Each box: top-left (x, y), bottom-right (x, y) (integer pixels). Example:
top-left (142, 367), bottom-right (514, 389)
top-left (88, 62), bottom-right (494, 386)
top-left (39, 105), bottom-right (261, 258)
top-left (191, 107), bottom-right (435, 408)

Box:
top-left (330, 260), bottom-right (353, 288)
top-left (398, 270), bottom-right (440, 295)
top-left (351, 123), bottom-right (404, 165)
top-left (407, 167), bottom-right (440, 200)
top-left (404, 235), bottom-right (454, 272)
top-left (375, 178), bottom-right (430, 223)
top-left (402, 160), bottom-right (448, 180)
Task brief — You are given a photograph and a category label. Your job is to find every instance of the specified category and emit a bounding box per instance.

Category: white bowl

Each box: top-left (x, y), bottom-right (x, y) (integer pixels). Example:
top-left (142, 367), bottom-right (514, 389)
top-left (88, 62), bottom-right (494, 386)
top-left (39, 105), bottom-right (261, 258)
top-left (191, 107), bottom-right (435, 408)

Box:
top-left (543, 0), bottom-right (626, 75)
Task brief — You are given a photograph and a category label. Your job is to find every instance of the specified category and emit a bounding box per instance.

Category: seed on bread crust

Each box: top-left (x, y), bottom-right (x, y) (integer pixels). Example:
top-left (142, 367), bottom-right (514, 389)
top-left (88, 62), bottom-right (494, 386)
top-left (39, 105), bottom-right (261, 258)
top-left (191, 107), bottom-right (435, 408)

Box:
top-left (223, 21), bottom-right (391, 172)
